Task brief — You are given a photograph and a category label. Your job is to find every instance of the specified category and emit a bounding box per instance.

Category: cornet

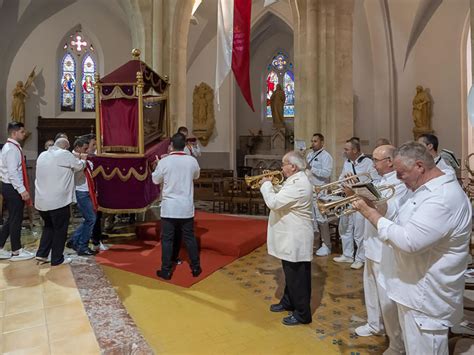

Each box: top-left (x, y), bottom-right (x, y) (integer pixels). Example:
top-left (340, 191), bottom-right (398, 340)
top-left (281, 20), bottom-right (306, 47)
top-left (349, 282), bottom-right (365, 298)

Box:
top-left (314, 173), bottom-right (371, 195)
top-left (245, 170), bottom-right (284, 189)
top-left (317, 184), bottom-right (395, 217)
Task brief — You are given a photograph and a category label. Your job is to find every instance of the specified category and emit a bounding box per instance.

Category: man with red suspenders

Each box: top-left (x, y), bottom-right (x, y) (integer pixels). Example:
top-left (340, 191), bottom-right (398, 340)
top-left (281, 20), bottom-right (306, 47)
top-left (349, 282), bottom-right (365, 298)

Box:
top-left (0, 122), bottom-right (34, 261)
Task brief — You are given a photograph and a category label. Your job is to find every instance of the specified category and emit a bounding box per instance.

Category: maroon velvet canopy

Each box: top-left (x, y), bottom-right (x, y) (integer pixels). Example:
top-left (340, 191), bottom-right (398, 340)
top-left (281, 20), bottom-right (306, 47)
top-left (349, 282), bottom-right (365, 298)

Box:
top-left (99, 59), bottom-right (169, 95)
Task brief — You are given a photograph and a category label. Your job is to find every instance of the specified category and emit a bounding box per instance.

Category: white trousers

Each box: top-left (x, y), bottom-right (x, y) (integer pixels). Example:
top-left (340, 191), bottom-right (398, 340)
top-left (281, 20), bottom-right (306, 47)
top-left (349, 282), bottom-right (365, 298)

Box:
top-left (312, 194), bottom-right (331, 248)
top-left (338, 212), bottom-right (365, 262)
top-left (397, 303), bottom-right (448, 355)
top-left (364, 260), bottom-right (404, 353)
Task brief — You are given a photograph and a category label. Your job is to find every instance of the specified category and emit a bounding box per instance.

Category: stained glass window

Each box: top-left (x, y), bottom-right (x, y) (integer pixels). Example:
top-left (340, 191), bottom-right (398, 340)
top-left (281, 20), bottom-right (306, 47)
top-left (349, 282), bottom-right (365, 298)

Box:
top-left (266, 71), bottom-right (279, 118)
top-left (60, 29), bottom-right (97, 112)
top-left (60, 53), bottom-right (76, 111)
top-left (283, 70), bottom-right (294, 117)
top-left (264, 52), bottom-right (294, 119)
top-left (81, 54), bottom-right (96, 111)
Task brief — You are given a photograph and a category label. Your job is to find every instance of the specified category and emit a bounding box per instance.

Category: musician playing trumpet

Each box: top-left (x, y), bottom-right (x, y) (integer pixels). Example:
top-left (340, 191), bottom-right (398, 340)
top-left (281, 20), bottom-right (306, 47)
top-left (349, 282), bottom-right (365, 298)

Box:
top-left (306, 133), bottom-right (333, 256)
top-left (333, 137), bottom-right (379, 269)
top-left (260, 151), bottom-right (314, 326)
top-left (351, 145), bottom-right (408, 353)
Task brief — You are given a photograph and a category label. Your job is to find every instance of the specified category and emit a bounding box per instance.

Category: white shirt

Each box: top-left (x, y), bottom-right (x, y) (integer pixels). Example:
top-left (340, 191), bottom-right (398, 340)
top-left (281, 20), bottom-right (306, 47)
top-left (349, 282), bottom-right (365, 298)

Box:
top-left (306, 148), bottom-right (333, 186)
top-left (376, 173), bottom-right (472, 325)
top-left (364, 171), bottom-right (409, 263)
top-left (75, 160), bottom-right (93, 192)
top-left (260, 171), bottom-right (314, 262)
top-left (435, 155), bottom-right (455, 176)
top-left (184, 141), bottom-right (201, 157)
top-left (339, 154), bottom-right (380, 183)
top-left (0, 138), bottom-right (26, 193)
top-left (35, 146), bottom-right (86, 211)
top-left (152, 151), bottom-right (200, 218)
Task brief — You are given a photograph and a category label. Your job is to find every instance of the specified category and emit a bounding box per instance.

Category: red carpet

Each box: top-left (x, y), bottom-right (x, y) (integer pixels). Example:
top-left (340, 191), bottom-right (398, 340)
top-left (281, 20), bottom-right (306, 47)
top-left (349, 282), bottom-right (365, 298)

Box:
top-left (95, 211), bottom-right (267, 287)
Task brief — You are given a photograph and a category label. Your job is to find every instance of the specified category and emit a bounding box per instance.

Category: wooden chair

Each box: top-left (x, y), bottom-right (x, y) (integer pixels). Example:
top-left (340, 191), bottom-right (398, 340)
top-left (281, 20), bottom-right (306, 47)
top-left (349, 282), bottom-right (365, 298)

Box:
top-left (212, 177), bottom-right (233, 213)
top-left (230, 178), bottom-right (251, 214)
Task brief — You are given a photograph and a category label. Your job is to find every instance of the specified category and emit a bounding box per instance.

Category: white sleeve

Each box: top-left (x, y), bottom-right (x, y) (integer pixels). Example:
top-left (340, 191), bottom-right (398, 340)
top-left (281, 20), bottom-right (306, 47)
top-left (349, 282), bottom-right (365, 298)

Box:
top-left (5, 148), bottom-right (25, 193)
top-left (260, 181), bottom-right (298, 211)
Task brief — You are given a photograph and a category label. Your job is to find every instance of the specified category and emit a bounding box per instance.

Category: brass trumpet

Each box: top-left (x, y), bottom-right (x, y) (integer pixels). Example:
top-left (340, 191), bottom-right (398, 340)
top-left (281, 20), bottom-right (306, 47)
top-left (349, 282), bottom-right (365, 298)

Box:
top-left (317, 184), bottom-right (396, 217)
top-left (245, 170), bottom-right (284, 189)
top-left (314, 173), bottom-right (371, 195)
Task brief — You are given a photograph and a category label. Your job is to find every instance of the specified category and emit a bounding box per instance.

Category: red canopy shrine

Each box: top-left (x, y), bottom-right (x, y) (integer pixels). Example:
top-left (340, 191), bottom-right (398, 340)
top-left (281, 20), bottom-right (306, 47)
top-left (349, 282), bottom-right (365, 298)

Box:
top-left (91, 49), bottom-right (170, 213)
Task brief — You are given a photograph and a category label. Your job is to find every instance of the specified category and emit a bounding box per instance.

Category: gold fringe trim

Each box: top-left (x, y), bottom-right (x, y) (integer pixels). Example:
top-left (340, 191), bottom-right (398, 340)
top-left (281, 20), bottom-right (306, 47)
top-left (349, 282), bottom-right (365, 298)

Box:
top-left (102, 145), bottom-right (139, 153)
top-left (98, 205), bottom-right (150, 214)
top-left (92, 165), bottom-right (149, 182)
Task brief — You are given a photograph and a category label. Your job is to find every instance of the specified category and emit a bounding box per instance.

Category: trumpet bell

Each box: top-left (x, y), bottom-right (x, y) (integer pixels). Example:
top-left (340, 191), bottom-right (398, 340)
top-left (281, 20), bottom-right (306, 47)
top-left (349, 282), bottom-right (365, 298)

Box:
top-left (244, 170), bottom-right (284, 189)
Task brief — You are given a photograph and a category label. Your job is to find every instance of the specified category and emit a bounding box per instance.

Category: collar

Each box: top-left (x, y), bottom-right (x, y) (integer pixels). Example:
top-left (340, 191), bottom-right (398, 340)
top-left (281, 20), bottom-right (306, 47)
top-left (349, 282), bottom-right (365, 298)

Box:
top-left (169, 151), bottom-right (187, 156)
top-left (434, 155), bottom-right (442, 164)
top-left (311, 148), bottom-right (324, 155)
top-left (348, 154), bottom-right (365, 164)
top-left (286, 170), bottom-right (304, 183)
top-left (416, 173), bottom-right (453, 193)
top-left (381, 170), bottom-right (397, 183)
top-left (7, 138), bottom-right (21, 147)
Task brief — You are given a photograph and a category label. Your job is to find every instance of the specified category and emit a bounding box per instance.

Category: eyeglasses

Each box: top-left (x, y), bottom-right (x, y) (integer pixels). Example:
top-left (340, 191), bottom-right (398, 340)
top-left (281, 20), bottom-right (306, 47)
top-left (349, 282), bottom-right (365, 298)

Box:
top-left (373, 157), bottom-right (391, 163)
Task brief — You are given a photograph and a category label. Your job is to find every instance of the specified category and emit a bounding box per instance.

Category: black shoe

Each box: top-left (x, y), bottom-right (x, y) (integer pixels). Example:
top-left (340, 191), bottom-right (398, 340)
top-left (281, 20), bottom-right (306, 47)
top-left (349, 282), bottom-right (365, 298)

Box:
top-left (191, 266), bottom-right (202, 277)
top-left (173, 258), bottom-right (183, 265)
top-left (156, 269), bottom-right (172, 280)
top-left (78, 248), bottom-right (96, 256)
top-left (66, 239), bottom-right (76, 250)
top-left (270, 303), bottom-right (291, 313)
top-left (282, 315), bottom-right (303, 326)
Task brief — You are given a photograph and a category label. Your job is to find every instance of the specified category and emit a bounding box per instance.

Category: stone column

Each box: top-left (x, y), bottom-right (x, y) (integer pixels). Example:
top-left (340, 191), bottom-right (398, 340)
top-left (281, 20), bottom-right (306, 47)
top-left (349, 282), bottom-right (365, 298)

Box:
top-left (291, 0), bottom-right (354, 177)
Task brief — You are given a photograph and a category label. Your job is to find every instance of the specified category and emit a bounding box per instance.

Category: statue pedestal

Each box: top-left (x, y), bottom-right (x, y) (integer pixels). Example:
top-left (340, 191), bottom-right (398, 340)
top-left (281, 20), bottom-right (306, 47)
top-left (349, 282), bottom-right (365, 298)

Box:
top-left (271, 127), bottom-right (286, 155)
top-left (413, 127), bottom-right (433, 140)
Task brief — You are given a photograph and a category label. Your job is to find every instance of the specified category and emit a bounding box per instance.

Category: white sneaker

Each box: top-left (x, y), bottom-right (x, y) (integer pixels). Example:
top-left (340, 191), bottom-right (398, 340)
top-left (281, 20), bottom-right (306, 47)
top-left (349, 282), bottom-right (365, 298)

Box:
top-left (35, 256), bottom-right (50, 263)
top-left (351, 261), bottom-right (364, 270)
top-left (99, 242), bottom-right (109, 251)
top-left (315, 244), bottom-right (331, 257)
top-left (355, 324), bottom-right (383, 337)
top-left (53, 257), bottom-right (72, 266)
top-left (333, 255), bottom-right (353, 263)
top-left (91, 242), bottom-right (109, 252)
top-left (10, 249), bottom-right (35, 261)
top-left (0, 248), bottom-right (11, 259)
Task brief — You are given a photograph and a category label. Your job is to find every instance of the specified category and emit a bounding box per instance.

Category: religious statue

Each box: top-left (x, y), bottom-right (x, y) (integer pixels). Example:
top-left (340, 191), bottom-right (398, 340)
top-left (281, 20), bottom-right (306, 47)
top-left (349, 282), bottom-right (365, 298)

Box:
top-left (192, 82), bottom-right (215, 146)
top-left (11, 67), bottom-right (36, 124)
top-left (412, 85), bottom-right (432, 139)
top-left (270, 84), bottom-right (286, 128)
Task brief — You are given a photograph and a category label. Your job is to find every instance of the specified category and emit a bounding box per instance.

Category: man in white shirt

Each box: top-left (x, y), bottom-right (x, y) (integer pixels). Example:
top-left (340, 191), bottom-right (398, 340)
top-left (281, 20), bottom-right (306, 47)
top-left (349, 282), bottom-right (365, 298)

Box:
top-left (333, 137), bottom-right (379, 270)
top-left (70, 138), bottom-right (97, 256)
top-left (178, 126), bottom-right (201, 157)
top-left (354, 145), bottom-right (407, 355)
top-left (35, 138), bottom-right (86, 266)
top-left (261, 151), bottom-right (314, 326)
top-left (417, 133), bottom-right (455, 176)
top-left (0, 122), bottom-right (34, 261)
top-left (306, 133), bottom-right (333, 256)
top-left (152, 133), bottom-right (201, 280)
top-left (353, 142), bottom-right (472, 355)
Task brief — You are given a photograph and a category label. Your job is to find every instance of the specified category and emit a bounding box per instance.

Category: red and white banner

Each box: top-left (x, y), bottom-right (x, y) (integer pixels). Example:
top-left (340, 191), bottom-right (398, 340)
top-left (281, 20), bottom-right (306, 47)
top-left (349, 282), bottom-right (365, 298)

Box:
top-left (215, 0), bottom-right (254, 111)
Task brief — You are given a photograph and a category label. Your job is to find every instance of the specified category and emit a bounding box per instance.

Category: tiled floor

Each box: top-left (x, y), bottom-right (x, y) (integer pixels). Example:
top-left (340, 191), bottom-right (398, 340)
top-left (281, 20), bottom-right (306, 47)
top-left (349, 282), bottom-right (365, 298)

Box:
top-left (0, 205), bottom-right (390, 354)
top-left (0, 259), bottom-right (100, 355)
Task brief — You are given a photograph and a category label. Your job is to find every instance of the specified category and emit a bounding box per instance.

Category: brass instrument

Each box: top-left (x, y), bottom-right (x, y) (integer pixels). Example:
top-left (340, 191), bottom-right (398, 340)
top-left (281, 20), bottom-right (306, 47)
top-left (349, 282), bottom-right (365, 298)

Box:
top-left (317, 184), bottom-right (396, 217)
top-left (245, 170), bottom-right (284, 189)
top-left (314, 172), bottom-right (371, 195)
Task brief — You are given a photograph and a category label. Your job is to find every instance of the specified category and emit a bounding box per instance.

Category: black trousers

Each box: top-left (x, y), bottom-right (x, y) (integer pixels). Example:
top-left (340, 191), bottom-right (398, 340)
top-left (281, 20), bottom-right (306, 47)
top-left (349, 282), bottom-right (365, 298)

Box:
top-left (0, 183), bottom-right (25, 251)
top-left (280, 260), bottom-right (312, 324)
top-left (91, 210), bottom-right (103, 245)
top-left (37, 205), bottom-right (70, 266)
top-left (161, 217), bottom-right (200, 273)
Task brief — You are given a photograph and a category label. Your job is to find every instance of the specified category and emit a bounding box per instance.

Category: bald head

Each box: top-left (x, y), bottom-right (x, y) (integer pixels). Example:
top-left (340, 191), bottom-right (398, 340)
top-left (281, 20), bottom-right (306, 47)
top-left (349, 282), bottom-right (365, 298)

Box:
top-left (54, 138), bottom-right (70, 150)
top-left (372, 144), bottom-right (396, 176)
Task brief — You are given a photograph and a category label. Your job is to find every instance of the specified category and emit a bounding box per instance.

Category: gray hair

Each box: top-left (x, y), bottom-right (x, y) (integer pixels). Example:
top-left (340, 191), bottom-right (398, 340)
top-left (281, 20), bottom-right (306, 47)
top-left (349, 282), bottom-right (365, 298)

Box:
top-left (284, 151), bottom-right (306, 171)
top-left (54, 137), bottom-right (70, 150)
top-left (394, 141), bottom-right (435, 168)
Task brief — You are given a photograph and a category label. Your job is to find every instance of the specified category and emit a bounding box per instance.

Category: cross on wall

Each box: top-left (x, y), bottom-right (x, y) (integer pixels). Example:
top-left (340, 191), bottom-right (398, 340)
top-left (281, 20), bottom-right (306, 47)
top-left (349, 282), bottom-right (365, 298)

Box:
top-left (71, 35), bottom-right (87, 51)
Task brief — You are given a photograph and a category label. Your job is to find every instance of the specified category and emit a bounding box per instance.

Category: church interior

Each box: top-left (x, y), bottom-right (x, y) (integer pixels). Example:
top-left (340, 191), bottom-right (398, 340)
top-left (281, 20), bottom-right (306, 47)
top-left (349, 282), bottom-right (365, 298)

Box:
top-left (1, 0), bottom-right (474, 354)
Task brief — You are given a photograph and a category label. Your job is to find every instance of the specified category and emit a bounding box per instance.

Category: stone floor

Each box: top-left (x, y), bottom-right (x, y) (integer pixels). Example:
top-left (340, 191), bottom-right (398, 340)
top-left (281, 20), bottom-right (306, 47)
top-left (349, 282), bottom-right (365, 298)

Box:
top-left (0, 204), bottom-right (391, 354)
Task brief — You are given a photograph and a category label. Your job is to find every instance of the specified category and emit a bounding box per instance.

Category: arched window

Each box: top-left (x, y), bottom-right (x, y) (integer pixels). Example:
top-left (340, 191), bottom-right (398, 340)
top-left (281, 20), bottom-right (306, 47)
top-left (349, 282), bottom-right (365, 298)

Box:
top-left (264, 52), bottom-right (294, 118)
top-left (60, 29), bottom-right (97, 112)
top-left (81, 54), bottom-right (96, 111)
top-left (60, 53), bottom-right (76, 111)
